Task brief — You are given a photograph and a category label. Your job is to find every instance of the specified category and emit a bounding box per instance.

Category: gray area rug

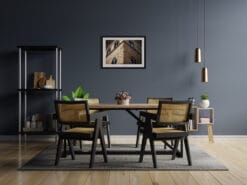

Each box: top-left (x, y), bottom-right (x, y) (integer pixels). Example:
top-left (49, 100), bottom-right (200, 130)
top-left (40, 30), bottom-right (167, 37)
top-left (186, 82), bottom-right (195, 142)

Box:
top-left (19, 144), bottom-right (228, 171)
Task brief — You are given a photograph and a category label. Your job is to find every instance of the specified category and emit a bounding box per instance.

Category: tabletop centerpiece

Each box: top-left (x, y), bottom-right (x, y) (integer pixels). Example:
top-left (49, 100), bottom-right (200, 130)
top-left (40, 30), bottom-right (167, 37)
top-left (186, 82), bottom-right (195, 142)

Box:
top-left (115, 91), bottom-right (131, 105)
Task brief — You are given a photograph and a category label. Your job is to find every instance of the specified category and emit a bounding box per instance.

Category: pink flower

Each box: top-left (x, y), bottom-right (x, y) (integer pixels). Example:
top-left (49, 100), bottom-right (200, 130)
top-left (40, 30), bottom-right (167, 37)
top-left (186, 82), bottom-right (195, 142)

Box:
top-left (115, 90), bottom-right (131, 100)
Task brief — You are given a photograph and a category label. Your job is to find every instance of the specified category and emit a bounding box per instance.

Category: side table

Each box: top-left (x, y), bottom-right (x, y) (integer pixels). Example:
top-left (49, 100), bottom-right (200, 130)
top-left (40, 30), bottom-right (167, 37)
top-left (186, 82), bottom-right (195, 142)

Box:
top-left (194, 107), bottom-right (215, 143)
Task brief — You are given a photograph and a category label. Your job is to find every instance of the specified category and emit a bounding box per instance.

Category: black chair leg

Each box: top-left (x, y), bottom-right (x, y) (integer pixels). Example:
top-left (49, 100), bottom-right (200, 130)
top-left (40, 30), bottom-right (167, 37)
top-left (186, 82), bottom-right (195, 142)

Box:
top-left (180, 138), bottom-right (184, 158)
top-left (136, 125), bottom-right (141, 148)
top-left (136, 125), bottom-right (140, 148)
top-left (67, 139), bottom-right (75, 160)
top-left (184, 136), bottom-right (192, 166)
top-left (62, 139), bottom-right (67, 157)
top-left (139, 134), bottom-right (147, 162)
top-left (149, 137), bottom-right (157, 168)
top-left (79, 140), bottom-right (82, 149)
top-left (55, 136), bottom-right (63, 165)
top-left (99, 130), bottom-right (108, 163)
top-left (171, 139), bottom-right (174, 146)
top-left (90, 132), bottom-right (98, 168)
top-left (106, 124), bottom-right (111, 148)
top-left (172, 139), bottom-right (179, 160)
top-left (164, 140), bottom-right (167, 149)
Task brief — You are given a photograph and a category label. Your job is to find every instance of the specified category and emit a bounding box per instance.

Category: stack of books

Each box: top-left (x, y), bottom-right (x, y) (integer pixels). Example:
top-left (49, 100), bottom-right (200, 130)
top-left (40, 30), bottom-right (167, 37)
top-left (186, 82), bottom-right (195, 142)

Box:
top-left (200, 117), bottom-right (210, 123)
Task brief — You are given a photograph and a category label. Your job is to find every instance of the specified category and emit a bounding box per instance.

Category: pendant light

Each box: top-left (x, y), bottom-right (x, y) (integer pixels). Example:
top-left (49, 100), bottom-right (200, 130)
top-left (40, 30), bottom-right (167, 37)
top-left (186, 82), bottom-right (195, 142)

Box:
top-left (195, 0), bottom-right (201, 63)
top-left (201, 0), bottom-right (208, 82)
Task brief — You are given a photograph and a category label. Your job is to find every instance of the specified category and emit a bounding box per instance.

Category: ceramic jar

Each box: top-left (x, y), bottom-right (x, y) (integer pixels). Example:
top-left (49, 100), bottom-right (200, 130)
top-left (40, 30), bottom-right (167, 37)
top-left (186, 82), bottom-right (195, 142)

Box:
top-left (200, 99), bottom-right (210, 108)
top-left (117, 99), bottom-right (130, 105)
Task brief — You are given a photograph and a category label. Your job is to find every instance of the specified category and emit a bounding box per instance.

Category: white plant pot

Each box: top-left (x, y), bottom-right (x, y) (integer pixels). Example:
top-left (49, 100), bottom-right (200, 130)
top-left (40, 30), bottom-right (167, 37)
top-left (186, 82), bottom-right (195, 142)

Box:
top-left (200, 99), bottom-right (210, 108)
top-left (74, 98), bottom-right (86, 101)
top-left (117, 99), bottom-right (130, 105)
top-left (122, 99), bottom-right (130, 105)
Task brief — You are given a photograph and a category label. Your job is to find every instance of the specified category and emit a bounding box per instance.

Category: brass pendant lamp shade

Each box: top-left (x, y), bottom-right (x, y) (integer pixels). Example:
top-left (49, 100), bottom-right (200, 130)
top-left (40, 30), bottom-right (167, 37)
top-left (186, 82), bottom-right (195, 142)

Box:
top-left (195, 48), bottom-right (202, 63)
top-left (201, 67), bottom-right (208, 82)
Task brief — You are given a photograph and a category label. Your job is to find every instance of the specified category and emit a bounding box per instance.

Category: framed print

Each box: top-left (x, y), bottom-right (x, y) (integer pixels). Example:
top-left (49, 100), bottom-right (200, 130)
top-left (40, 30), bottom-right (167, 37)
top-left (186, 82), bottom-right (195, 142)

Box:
top-left (102, 36), bottom-right (146, 68)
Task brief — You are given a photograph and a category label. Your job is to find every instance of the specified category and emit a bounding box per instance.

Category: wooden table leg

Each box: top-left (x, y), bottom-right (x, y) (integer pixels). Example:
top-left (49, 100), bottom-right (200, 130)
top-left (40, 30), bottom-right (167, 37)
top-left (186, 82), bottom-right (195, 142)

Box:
top-left (207, 124), bottom-right (214, 143)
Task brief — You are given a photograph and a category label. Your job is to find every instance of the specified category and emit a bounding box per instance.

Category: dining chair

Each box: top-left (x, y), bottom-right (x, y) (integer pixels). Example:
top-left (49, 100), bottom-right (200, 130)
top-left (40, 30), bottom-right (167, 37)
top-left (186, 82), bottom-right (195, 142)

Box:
top-left (54, 100), bottom-right (108, 168)
top-left (139, 100), bottom-right (192, 168)
top-left (88, 98), bottom-right (111, 148)
top-left (135, 98), bottom-right (173, 147)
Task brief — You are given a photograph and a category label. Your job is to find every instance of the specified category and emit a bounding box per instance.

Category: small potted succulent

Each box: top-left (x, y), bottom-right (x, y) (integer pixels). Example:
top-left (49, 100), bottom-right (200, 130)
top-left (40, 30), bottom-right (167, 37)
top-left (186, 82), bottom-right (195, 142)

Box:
top-left (200, 94), bottom-right (210, 108)
top-left (115, 91), bottom-right (131, 105)
top-left (62, 86), bottom-right (90, 101)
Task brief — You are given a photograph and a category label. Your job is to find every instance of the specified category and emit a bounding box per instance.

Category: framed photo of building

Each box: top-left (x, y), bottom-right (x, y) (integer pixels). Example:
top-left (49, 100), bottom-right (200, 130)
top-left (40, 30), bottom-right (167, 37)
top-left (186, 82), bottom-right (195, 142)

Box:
top-left (101, 36), bottom-right (146, 68)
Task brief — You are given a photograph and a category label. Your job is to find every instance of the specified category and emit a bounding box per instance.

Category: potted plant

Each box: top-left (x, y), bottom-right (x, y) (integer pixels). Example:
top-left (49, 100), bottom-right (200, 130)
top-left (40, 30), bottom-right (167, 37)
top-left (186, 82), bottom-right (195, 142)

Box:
top-left (115, 91), bottom-right (131, 105)
top-left (62, 86), bottom-right (90, 101)
top-left (200, 94), bottom-right (210, 108)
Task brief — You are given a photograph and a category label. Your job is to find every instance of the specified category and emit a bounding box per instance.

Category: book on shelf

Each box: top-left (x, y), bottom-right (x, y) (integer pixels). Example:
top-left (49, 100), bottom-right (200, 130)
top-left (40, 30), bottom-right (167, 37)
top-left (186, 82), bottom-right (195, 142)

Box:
top-left (200, 117), bottom-right (210, 123)
top-left (23, 127), bottom-right (44, 132)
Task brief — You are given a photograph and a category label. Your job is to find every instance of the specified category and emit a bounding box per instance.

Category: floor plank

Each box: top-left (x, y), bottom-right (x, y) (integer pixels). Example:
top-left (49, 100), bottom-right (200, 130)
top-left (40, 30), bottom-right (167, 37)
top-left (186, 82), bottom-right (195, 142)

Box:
top-left (84, 171), bottom-right (109, 185)
top-left (108, 171), bottom-right (130, 185)
top-left (190, 171), bottom-right (221, 185)
top-left (149, 171), bottom-right (176, 185)
top-left (210, 171), bottom-right (245, 185)
top-left (169, 171), bottom-right (198, 185)
top-left (129, 171), bottom-right (153, 185)
top-left (61, 172), bottom-right (89, 185)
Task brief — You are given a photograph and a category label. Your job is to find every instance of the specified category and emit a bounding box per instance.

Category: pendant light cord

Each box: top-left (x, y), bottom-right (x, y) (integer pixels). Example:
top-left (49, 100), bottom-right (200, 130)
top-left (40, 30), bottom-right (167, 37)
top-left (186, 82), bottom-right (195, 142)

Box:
top-left (196, 0), bottom-right (199, 47)
top-left (203, 0), bottom-right (206, 67)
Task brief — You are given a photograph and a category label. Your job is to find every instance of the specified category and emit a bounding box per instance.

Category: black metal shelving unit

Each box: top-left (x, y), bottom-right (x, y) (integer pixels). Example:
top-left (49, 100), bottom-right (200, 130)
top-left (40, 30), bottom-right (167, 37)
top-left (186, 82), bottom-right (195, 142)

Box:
top-left (18, 46), bottom-right (62, 141)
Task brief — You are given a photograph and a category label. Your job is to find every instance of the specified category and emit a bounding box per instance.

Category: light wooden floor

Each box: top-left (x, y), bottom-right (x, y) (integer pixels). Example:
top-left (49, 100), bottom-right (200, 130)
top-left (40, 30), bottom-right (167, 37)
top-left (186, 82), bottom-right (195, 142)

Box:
top-left (0, 136), bottom-right (247, 185)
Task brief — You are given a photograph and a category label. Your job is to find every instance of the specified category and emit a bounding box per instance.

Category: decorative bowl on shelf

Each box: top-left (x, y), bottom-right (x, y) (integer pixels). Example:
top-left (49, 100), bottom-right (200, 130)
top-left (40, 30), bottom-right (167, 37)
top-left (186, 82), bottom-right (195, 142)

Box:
top-left (115, 91), bottom-right (131, 105)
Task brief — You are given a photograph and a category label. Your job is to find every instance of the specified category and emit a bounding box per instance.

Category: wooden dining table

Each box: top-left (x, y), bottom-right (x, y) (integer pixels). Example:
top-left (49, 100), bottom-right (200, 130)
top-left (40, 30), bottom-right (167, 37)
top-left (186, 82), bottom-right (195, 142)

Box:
top-left (77, 103), bottom-right (183, 157)
top-left (89, 103), bottom-right (158, 122)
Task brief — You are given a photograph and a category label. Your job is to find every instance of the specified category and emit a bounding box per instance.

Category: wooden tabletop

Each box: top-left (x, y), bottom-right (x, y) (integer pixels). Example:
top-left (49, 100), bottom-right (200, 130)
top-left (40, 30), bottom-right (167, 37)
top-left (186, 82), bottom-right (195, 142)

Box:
top-left (89, 103), bottom-right (158, 110)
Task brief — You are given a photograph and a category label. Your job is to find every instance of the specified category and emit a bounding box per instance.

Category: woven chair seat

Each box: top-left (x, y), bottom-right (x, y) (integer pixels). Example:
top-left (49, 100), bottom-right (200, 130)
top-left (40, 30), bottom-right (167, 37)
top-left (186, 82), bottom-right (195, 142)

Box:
top-left (152, 128), bottom-right (184, 134)
top-left (65, 127), bottom-right (94, 134)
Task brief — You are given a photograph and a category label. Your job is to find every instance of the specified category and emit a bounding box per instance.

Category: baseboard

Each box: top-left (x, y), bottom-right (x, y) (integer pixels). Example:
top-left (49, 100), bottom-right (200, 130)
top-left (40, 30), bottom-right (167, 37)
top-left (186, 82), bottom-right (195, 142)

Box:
top-left (0, 134), bottom-right (247, 142)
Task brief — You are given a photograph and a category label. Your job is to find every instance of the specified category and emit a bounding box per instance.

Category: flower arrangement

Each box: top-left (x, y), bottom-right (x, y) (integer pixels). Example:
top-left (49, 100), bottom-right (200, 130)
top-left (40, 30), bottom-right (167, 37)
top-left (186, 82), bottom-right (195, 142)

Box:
top-left (115, 91), bottom-right (131, 104)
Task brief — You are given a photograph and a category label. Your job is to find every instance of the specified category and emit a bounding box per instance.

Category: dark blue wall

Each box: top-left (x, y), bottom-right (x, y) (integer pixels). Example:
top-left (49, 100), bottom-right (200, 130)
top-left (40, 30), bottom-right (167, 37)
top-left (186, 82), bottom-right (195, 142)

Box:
top-left (0, 0), bottom-right (246, 134)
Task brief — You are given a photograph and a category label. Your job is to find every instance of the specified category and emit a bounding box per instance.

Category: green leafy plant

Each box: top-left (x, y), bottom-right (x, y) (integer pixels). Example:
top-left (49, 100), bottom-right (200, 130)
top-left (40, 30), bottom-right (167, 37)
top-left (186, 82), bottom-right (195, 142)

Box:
top-left (62, 86), bottom-right (90, 101)
top-left (201, 94), bottom-right (209, 100)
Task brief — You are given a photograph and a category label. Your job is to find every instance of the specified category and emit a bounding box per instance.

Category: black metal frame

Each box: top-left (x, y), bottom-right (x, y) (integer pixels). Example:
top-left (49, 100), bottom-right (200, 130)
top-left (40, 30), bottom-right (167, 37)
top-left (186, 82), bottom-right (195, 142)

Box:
top-left (101, 35), bottom-right (146, 69)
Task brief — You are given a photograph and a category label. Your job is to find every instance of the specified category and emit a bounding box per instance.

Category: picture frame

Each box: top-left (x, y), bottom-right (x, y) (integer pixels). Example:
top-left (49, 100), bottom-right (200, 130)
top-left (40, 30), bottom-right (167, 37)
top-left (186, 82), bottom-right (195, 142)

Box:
top-left (101, 36), bottom-right (146, 69)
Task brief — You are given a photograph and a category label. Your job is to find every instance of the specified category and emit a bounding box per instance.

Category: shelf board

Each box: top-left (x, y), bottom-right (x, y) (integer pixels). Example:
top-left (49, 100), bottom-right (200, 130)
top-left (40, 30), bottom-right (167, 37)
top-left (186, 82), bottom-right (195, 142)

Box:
top-left (196, 107), bottom-right (214, 110)
top-left (198, 122), bottom-right (214, 125)
top-left (17, 45), bottom-right (61, 51)
top-left (19, 131), bottom-right (57, 135)
top-left (189, 129), bottom-right (198, 132)
top-left (18, 88), bottom-right (62, 92)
